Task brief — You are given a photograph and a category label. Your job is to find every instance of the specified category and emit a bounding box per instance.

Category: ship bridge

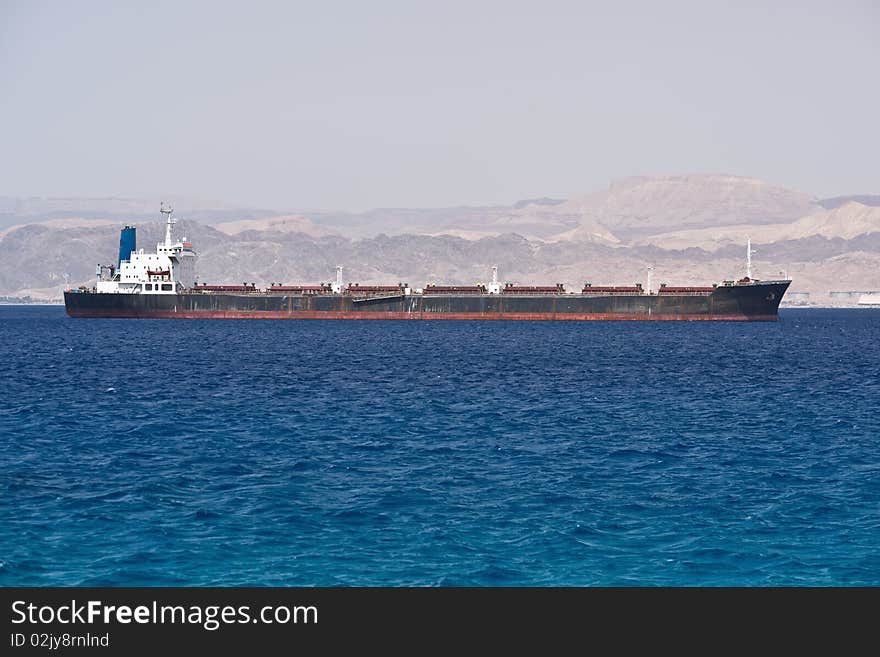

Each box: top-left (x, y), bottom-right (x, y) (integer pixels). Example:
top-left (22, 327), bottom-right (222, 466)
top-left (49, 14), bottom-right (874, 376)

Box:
top-left (95, 203), bottom-right (197, 295)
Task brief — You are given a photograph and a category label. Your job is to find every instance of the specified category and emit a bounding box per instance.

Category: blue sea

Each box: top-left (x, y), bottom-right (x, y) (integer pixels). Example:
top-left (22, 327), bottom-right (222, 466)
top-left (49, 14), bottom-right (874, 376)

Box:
top-left (1, 306), bottom-right (878, 586)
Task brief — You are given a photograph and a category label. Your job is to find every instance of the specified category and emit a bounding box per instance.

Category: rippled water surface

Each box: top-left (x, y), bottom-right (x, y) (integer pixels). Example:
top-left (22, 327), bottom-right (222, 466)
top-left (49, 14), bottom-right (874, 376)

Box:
top-left (1, 306), bottom-right (878, 585)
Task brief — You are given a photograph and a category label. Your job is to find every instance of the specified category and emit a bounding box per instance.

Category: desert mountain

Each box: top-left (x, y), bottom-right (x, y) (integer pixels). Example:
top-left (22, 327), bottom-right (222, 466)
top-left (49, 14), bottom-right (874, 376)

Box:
top-left (304, 203), bottom-right (584, 241)
top-left (214, 214), bottom-right (339, 238)
top-left (301, 175), bottom-right (819, 242)
top-left (558, 174), bottom-right (819, 237)
top-left (0, 196), bottom-right (278, 232)
top-left (637, 202), bottom-right (880, 250)
top-left (818, 195), bottom-right (880, 210)
top-left (0, 217), bottom-right (118, 239)
top-left (2, 175), bottom-right (878, 305)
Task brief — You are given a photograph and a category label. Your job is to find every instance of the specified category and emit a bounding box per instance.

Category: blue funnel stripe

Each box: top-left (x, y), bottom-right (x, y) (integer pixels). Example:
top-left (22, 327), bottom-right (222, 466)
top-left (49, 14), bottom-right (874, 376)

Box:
top-left (118, 226), bottom-right (136, 268)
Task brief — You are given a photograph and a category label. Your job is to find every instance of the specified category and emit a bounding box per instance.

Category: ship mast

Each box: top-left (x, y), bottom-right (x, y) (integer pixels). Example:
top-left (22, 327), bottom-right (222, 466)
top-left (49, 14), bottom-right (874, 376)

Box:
top-left (746, 236), bottom-right (755, 279)
top-left (646, 265), bottom-right (654, 295)
top-left (160, 202), bottom-right (175, 248)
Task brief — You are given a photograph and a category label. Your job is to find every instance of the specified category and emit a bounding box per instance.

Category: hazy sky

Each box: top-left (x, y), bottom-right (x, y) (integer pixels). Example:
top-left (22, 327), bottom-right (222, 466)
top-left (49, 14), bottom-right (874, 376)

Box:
top-left (1, 0), bottom-right (877, 210)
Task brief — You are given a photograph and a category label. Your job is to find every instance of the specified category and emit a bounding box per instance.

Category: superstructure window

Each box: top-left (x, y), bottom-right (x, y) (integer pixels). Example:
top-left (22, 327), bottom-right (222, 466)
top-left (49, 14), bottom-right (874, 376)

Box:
top-left (161, 283), bottom-right (173, 291)
top-left (145, 283), bottom-right (152, 291)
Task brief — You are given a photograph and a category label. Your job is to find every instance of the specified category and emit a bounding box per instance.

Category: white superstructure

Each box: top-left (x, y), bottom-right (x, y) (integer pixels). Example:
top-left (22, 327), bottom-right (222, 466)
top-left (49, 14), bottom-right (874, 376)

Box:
top-left (487, 266), bottom-right (503, 294)
top-left (95, 203), bottom-right (197, 294)
top-left (857, 293), bottom-right (880, 307)
top-left (331, 266), bottom-right (344, 293)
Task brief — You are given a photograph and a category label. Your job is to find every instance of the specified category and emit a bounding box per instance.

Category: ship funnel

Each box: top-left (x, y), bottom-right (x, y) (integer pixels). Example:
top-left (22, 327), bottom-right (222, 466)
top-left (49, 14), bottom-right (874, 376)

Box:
top-left (118, 226), bottom-right (136, 267)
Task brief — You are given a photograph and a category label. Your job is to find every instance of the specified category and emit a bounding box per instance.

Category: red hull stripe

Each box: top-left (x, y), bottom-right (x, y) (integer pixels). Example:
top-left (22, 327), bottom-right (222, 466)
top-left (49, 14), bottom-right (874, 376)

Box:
top-left (66, 309), bottom-right (779, 321)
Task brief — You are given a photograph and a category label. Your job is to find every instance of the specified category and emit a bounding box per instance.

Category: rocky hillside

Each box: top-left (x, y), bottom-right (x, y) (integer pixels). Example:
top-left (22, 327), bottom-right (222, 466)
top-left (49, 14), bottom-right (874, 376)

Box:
top-left (557, 174), bottom-right (820, 237)
top-left (279, 175), bottom-right (821, 241)
top-left (2, 175), bottom-right (878, 306)
top-left (636, 202), bottom-right (880, 250)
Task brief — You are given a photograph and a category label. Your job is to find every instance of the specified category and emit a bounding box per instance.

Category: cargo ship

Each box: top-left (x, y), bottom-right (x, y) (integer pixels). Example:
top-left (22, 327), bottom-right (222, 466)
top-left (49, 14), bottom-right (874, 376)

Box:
top-left (64, 204), bottom-right (790, 321)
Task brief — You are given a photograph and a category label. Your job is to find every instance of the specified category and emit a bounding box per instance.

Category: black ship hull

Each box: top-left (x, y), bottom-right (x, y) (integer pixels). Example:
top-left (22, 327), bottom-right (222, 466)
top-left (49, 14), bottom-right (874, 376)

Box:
top-left (65, 281), bottom-right (790, 320)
